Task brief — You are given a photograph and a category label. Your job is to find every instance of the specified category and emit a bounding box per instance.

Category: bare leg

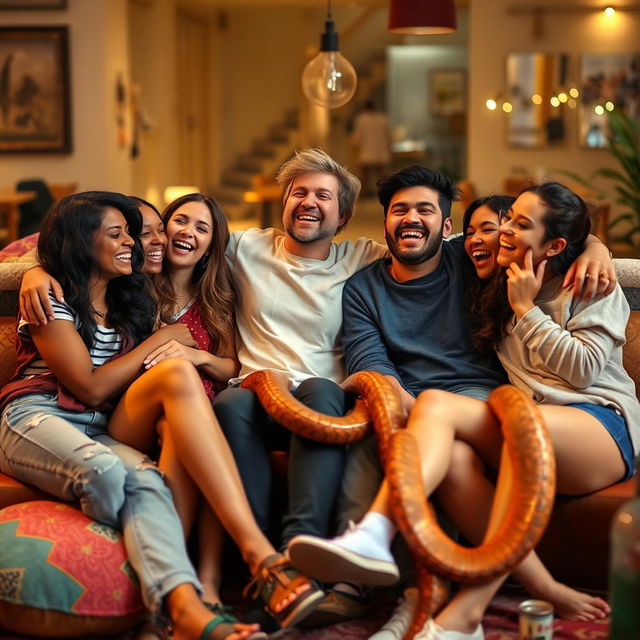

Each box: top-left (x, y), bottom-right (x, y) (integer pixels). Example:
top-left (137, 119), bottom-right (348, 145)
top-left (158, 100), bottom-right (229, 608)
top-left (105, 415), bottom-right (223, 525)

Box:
top-left (109, 359), bottom-right (312, 615)
top-left (368, 389), bottom-right (497, 517)
top-left (437, 441), bottom-right (609, 621)
top-left (198, 506), bottom-right (225, 605)
top-left (165, 583), bottom-right (258, 640)
top-left (109, 358), bottom-right (273, 571)
top-left (154, 420), bottom-right (227, 608)
top-left (157, 420), bottom-right (199, 535)
top-left (365, 391), bottom-right (615, 623)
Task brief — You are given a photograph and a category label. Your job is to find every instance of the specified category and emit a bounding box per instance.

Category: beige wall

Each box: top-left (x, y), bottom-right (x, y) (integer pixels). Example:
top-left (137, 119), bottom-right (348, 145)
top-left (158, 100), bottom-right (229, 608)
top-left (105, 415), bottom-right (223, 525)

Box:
top-left (468, 0), bottom-right (639, 196)
top-left (128, 0), bottom-right (179, 206)
top-left (0, 0), bottom-right (132, 193)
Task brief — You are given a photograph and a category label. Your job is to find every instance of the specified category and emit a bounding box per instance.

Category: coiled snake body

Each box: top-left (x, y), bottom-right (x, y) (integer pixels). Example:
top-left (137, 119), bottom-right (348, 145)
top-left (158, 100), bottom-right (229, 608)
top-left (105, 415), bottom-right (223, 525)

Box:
top-left (240, 370), bottom-right (556, 639)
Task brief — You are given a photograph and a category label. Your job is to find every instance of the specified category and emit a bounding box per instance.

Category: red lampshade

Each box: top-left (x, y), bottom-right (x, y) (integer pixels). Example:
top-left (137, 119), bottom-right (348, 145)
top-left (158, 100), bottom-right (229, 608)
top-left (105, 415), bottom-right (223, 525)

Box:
top-left (388, 0), bottom-right (457, 35)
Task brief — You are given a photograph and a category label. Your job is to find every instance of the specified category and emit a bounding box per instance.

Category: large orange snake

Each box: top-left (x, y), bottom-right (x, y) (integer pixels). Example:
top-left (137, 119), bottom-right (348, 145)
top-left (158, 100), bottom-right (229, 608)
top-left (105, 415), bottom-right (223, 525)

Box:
top-left (240, 370), bottom-right (556, 640)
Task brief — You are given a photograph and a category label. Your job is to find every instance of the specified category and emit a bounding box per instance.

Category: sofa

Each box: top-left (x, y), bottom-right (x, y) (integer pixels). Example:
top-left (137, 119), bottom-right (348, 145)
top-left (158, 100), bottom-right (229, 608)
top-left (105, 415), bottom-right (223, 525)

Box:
top-left (0, 258), bottom-right (638, 633)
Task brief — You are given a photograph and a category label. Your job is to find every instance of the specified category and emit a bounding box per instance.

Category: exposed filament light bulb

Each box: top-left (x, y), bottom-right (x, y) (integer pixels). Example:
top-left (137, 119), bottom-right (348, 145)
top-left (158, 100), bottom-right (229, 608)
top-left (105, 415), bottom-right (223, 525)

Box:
top-left (301, 11), bottom-right (357, 109)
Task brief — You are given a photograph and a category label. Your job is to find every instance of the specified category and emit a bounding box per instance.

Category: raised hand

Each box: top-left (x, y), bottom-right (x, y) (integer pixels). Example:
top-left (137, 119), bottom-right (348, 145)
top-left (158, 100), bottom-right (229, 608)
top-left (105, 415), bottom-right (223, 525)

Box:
top-left (506, 249), bottom-right (547, 320)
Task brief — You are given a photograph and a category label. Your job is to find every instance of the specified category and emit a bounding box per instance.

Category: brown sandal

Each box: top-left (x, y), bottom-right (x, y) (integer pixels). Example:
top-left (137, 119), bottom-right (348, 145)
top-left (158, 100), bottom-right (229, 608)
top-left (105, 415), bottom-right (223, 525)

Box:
top-left (243, 553), bottom-right (324, 628)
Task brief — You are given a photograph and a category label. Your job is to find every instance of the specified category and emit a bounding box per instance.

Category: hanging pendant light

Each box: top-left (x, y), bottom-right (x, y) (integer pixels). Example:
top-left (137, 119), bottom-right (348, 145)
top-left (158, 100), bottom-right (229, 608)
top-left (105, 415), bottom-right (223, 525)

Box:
top-left (301, 0), bottom-right (357, 110)
top-left (388, 0), bottom-right (457, 35)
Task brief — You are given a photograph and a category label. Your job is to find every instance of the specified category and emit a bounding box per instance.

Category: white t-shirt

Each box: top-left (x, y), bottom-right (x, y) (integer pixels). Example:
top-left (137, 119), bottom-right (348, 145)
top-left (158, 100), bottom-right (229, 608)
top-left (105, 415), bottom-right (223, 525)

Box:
top-left (226, 228), bottom-right (387, 388)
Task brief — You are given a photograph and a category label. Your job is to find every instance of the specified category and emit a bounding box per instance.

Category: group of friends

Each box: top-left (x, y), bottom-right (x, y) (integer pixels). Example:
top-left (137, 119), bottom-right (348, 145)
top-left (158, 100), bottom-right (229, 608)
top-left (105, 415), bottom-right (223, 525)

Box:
top-left (0, 147), bottom-right (638, 640)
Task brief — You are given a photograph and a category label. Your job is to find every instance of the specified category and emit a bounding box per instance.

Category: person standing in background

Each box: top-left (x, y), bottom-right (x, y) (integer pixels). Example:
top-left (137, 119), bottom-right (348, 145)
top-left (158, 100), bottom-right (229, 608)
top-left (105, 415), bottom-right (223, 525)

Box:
top-left (351, 100), bottom-right (392, 196)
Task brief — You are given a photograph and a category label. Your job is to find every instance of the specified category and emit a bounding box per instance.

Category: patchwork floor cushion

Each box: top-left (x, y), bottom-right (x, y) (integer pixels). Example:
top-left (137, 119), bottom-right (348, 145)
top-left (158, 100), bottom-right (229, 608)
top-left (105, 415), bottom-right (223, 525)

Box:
top-left (0, 500), bottom-right (145, 636)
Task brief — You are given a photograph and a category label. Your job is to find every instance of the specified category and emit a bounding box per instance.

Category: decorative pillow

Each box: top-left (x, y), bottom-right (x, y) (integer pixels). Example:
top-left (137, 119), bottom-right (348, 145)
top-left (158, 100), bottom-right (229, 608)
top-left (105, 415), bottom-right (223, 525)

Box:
top-left (0, 500), bottom-right (146, 636)
top-left (0, 233), bottom-right (39, 262)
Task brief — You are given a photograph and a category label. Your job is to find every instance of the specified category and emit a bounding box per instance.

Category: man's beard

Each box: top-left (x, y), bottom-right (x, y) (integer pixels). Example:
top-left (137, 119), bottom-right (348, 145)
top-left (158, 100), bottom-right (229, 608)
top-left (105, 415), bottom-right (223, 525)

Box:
top-left (385, 221), bottom-right (444, 265)
top-left (285, 214), bottom-right (334, 244)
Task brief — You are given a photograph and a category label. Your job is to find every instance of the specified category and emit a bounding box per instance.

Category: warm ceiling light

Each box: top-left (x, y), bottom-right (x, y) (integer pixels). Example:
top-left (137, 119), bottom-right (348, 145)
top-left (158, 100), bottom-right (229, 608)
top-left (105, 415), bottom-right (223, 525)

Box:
top-left (595, 105), bottom-right (605, 115)
top-left (486, 99), bottom-right (498, 110)
top-left (301, 0), bottom-right (357, 109)
top-left (605, 101), bottom-right (615, 111)
top-left (604, 6), bottom-right (616, 16)
top-left (532, 94), bottom-right (543, 104)
top-left (163, 186), bottom-right (199, 204)
top-left (502, 102), bottom-right (513, 113)
top-left (550, 96), bottom-right (561, 107)
top-left (388, 0), bottom-right (457, 34)
top-left (569, 87), bottom-right (580, 98)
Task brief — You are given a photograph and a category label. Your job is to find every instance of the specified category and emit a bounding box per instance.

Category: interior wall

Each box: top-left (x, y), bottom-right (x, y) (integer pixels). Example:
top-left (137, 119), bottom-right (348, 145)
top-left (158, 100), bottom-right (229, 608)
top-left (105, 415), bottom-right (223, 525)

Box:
top-left (0, 0), bottom-right (132, 193)
top-left (468, 0), bottom-right (639, 196)
top-left (128, 0), bottom-right (179, 207)
top-left (214, 6), bottom-right (324, 172)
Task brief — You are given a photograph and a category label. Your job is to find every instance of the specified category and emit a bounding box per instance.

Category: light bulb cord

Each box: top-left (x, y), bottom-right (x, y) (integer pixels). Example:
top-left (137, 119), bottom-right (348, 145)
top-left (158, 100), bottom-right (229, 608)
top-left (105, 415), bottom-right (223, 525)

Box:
top-left (326, 0), bottom-right (332, 20)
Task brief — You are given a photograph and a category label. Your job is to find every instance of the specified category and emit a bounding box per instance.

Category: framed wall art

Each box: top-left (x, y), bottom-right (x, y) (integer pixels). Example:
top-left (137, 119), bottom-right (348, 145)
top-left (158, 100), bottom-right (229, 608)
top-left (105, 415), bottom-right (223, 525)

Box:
top-left (430, 69), bottom-right (466, 117)
top-left (0, 26), bottom-right (71, 153)
top-left (578, 52), bottom-right (640, 148)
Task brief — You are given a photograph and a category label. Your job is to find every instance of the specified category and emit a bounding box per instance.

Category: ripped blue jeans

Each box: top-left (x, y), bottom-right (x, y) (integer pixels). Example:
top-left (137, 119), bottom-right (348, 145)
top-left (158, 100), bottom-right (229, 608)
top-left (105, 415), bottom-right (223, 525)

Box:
top-left (0, 393), bottom-right (201, 611)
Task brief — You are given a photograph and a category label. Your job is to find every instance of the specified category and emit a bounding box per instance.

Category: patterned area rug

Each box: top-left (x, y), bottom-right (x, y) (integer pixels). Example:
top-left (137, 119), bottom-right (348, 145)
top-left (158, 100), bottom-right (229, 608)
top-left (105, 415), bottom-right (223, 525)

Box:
top-left (275, 592), bottom-right (608, 640)
top-left (0, 592), bottom-right (609, 639)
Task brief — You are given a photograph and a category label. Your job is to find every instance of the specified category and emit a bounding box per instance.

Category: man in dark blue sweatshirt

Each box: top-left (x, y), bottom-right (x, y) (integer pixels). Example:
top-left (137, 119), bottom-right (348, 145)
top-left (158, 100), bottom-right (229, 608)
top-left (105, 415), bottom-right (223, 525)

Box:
top-left (334, 165), bottom-right (506, 532)
top-left (340, 165), bottom-right (504, 415)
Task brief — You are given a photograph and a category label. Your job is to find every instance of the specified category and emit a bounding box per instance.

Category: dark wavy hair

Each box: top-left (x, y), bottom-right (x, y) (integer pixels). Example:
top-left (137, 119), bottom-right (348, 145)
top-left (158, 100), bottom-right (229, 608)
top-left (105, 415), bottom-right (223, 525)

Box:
top-left (472, 182), bottom-right (591, 351)
top-left (153, 193), bottom-right (235, 354)
top-left (461, 195), bottom-right (516, 352)
top-left (377, 165), bottom-right (460, 219)
top-left (37, 191), bottom-right (155, 348)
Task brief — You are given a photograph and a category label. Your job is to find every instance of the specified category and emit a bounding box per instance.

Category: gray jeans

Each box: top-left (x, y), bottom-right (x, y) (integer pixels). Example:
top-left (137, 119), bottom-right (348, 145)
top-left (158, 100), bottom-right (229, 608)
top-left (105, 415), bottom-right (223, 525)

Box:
top-left (0, 393), bottom-right (201, 611)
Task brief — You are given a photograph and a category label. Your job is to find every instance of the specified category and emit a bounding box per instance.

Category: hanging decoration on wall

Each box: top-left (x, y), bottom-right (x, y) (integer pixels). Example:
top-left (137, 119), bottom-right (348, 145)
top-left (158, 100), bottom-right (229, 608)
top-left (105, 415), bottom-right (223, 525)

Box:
top-left (115, 73), bottom-right (129, 149)
top-left (301, 0), bottom-right (357, 110)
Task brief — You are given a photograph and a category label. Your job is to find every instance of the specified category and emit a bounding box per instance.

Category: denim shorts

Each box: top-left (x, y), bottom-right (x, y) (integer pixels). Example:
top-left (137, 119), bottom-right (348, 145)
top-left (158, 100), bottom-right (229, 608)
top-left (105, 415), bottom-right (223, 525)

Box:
top-left (453, 385), bottom-right (494, 401)
top-left (568, 402), bottom-right (635, 481)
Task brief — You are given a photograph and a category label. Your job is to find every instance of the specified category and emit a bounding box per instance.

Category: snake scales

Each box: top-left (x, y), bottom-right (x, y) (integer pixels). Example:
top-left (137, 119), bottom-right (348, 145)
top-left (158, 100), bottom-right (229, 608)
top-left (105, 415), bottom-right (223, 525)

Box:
top-left (240, 370), bottom-right (556, 640)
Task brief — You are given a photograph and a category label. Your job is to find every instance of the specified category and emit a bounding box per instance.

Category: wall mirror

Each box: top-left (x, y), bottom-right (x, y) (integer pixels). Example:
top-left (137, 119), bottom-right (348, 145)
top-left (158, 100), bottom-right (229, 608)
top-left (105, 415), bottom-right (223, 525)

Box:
top-left (505, 53), bottom-right (571, 148)
top-left (579, 53), bottom-right (640, 148)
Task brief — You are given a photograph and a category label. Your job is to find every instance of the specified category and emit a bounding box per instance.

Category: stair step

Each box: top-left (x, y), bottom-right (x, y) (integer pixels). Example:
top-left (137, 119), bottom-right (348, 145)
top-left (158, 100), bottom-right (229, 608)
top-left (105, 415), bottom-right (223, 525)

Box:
top-left (210, 185), bottom-right (244, 204)
top-left (235, 155), bottom-right (265, 173)
top-left (252, 142), bottom-right (277, 158)
top-left (221, 170), bottom-right (253, 189)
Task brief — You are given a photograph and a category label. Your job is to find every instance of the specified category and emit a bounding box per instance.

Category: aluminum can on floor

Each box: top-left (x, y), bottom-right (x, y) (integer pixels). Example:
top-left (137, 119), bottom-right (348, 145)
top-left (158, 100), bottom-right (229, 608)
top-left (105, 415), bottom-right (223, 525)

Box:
top-left (518, 599), bottom-right (554, 640)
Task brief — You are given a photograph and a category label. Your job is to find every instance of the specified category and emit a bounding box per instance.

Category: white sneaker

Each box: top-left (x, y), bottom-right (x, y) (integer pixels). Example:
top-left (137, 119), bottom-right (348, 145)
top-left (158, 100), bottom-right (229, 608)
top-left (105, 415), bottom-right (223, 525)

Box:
top-left (367, 588), bottom-right (419, 639)
top-left (415, 618), bottom-right (484, 640)
top-left (288, 522), bottom-right (400, 586)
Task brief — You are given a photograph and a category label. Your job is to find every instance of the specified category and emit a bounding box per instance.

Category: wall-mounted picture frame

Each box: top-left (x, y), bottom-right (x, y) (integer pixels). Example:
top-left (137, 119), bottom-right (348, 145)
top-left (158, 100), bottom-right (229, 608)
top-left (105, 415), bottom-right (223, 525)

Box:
top-left (579, 53), bottom-right (640, 149)
top-left (505, 52), bottom-right (570, 149)
top-left (430, 69), bottom-right (466, 117)
top-left (0, 26), bottom-right (71, 153)
top-left (0, 1), bottom-right (67, 9)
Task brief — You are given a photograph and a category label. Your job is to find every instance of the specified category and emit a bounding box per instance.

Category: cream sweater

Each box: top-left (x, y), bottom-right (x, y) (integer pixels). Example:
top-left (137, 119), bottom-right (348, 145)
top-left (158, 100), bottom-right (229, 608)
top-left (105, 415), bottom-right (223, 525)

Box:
top-left (498, 277), bottom-right (640, 456)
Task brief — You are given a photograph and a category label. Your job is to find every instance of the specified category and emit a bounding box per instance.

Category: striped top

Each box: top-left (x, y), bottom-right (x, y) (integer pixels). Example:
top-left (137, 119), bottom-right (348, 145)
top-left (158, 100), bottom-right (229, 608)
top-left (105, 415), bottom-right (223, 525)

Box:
top-left (18, 296), bottom-right (122, 378)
